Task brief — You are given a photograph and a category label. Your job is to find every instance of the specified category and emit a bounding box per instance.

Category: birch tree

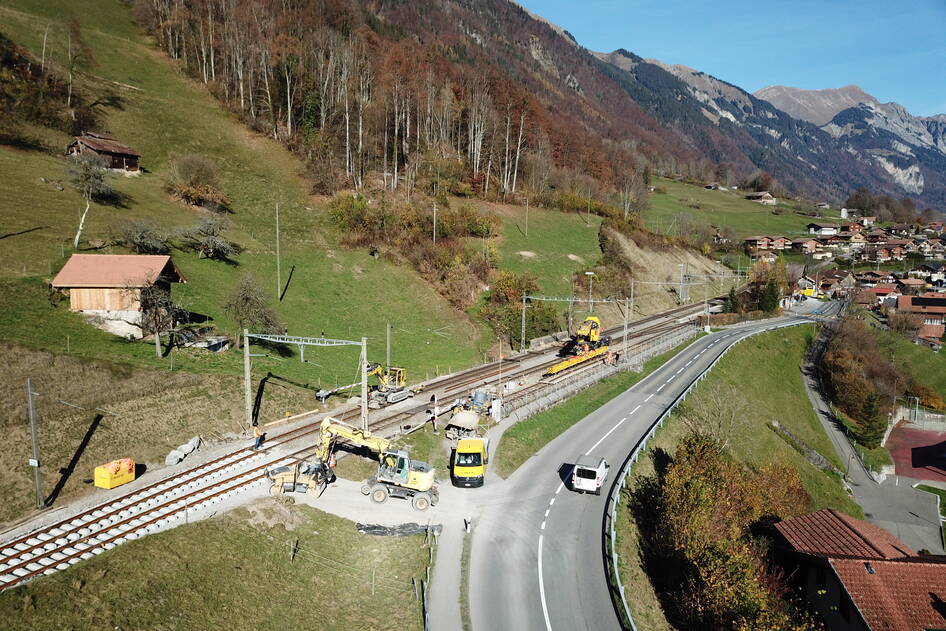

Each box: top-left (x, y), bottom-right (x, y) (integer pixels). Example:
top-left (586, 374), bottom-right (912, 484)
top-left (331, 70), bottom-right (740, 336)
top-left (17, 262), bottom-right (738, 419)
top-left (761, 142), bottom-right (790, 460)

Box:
top-left (67, 154), bottom-right (111, 249)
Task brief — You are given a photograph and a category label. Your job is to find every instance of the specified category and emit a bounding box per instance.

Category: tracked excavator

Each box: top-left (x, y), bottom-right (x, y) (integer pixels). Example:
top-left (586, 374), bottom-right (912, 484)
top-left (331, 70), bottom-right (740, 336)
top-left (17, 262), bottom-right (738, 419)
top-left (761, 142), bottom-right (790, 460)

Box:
top-left (366, 363), bottom-right (424, 408)
top-left (267, 417), bottom-right (439, 511)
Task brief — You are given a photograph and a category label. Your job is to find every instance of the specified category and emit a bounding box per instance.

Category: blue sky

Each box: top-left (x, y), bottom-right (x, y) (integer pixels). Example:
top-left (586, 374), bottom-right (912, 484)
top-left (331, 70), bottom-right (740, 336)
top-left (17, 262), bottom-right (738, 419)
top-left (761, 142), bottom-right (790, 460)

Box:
top-left (516, 0), bottom-right (946, 117)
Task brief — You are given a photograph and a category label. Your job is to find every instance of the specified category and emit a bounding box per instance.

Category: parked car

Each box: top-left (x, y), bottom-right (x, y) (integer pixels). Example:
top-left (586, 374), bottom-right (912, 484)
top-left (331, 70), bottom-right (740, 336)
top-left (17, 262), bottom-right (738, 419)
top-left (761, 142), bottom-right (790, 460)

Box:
top-left (571, 456), bottom-right (610, 495)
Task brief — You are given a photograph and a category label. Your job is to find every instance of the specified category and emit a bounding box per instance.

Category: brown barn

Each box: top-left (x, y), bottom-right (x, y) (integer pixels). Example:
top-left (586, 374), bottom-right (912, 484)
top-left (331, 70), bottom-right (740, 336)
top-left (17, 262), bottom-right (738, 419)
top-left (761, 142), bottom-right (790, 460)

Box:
top-left (52, 254), bottom-right (185, 337)
top-left (66, 132), bottom-right (140, 171)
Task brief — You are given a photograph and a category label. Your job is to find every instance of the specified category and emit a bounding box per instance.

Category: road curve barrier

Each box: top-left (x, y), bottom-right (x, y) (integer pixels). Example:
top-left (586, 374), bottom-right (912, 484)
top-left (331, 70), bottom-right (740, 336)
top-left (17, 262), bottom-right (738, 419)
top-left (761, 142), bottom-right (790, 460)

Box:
top-left (603, 318), bottom-right (811, 630)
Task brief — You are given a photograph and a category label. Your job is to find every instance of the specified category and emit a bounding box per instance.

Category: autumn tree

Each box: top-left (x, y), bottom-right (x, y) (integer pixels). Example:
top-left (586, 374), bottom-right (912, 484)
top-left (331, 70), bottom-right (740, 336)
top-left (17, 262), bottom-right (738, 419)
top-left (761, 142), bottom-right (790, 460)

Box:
top-left (860, 392), bottom-right (886, 449)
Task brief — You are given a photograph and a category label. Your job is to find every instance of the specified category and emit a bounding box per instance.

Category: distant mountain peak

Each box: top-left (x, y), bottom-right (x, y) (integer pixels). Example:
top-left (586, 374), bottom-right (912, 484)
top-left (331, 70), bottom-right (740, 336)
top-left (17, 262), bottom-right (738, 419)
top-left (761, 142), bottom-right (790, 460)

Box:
top-left (754, 85), bottom-right (878, 126)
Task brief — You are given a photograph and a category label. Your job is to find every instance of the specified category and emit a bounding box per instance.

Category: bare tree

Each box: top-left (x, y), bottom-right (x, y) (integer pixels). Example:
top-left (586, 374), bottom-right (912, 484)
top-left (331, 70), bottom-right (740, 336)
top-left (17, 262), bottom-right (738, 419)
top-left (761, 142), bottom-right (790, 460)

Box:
top-left (225, 274), bottom-right (282, 346)
top-left (67, 154), bottom-right (111, 249)
top-left (180, 216), bottom-right (240, 260)
top-left (676, 382), bottom-right (749, 449)
top-left (116, 220), bottom-right (170, 254)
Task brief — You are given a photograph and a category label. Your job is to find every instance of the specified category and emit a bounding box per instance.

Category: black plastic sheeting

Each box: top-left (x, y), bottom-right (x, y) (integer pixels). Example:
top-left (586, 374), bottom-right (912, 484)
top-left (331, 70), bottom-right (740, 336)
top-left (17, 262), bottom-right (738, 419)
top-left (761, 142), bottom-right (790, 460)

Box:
top-left (356, 522), bottom-right (443, 537)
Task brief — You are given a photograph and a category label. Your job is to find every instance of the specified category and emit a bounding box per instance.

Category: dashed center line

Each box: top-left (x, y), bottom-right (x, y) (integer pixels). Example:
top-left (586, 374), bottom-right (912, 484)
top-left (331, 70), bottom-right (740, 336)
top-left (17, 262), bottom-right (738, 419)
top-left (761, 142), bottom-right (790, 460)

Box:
top-left (584, 416), bottom-right (628, 455)
top-left (676, 367), bottom-right (685, 374)
top-left (541, 520), bottom-right (546, 530)
top-left (666, 375), bottom-right (676, 383)
top-left (645, 393), bottom-right (654, 402)
top-left (685, 360), bottom-right (692, 367)
top-left (656, 383), bottom-right (665, 392)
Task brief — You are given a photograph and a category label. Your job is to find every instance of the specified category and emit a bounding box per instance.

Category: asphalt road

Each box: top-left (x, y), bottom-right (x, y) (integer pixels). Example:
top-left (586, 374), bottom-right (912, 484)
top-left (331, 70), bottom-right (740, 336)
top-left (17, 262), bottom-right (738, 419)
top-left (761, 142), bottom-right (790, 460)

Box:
top-left (468, 304), bottom-right (831, 631)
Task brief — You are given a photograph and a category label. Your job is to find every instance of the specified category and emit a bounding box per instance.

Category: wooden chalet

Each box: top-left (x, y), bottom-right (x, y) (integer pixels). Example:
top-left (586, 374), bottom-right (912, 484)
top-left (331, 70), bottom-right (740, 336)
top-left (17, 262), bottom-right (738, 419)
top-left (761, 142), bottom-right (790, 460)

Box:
top-left (67, 132), bottom-right (140, 171)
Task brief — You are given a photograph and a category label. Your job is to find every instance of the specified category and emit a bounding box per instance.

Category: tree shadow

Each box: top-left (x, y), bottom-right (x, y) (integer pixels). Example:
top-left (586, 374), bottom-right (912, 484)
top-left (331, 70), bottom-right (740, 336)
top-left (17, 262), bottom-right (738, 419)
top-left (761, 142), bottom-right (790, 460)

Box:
top-left (46, 414), bottom-right (103, 507)
top-left (0, 129), bottom-right (46, 152)
top-left (279, 264), bottom-right (296, 302)
top-left (0, 226), bottom-right (49, 240)
top-left (911, 440), bottom-right (946, 475)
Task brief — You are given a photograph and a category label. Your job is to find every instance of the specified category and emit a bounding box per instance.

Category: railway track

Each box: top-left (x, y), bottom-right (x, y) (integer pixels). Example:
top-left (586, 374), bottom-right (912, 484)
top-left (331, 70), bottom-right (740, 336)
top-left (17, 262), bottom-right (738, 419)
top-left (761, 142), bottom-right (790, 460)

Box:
top-left (0, 301), bottom-right (711, 590)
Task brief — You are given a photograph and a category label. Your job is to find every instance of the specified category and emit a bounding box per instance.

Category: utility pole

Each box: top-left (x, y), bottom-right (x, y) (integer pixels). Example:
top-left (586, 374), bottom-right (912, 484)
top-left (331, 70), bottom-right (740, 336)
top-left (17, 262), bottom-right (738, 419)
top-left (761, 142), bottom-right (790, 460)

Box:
top-left (525, 197), bottom-right (529, 237)
top-left (432, 202), bottom-right (437, 247)
top-left (26, 378), bottom-right (44, 510)
top-left (622, 297), bottom-right (629, 360)
top-left (243, 329), bottom-right (252, 430)
top-left (520, 294), bottom-right (527, 352)
top-left (626, 280), bottom-right (635, 359)
top-left (585, 271), bottom-right (595, 313)
top-left (386, 322), bottom-right (391, 370)
top-left (360, 337), bottom-right (369, 431)
top-left (275, 202), bottom-right (281, 300)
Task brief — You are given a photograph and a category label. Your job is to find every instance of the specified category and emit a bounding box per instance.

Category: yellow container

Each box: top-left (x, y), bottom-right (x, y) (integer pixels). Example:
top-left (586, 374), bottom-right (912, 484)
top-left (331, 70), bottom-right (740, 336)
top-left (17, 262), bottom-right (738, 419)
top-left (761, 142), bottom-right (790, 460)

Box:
top-left (94, 458), bottom-right (136, 489)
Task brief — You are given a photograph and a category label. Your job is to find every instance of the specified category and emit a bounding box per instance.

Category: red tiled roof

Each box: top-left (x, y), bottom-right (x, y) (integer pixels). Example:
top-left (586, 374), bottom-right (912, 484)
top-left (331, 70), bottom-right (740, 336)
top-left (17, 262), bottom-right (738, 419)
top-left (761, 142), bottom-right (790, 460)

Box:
top-left (775, 509), bottom-right (914, 560)
top-left (868, 285), bottom-right (899, 295)
top-left (830, 558), bottom-right (946, 631)
top-left (52, 254), bottom-right (185, 288)
top-left (70, 133), bottom-right (140, 157)
top-left (898, 278), bottom-right (927, 286)
top-left (899, 295), bottom-right (946, 315)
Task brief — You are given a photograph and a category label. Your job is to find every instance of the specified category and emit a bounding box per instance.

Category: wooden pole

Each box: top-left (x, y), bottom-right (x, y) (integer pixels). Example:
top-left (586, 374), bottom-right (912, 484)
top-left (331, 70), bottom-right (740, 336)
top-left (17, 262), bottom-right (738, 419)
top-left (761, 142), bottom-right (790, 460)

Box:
top-left (386, 322), bottom-right (391, 370)
top-left (275, 202), bottom-right (281, 300)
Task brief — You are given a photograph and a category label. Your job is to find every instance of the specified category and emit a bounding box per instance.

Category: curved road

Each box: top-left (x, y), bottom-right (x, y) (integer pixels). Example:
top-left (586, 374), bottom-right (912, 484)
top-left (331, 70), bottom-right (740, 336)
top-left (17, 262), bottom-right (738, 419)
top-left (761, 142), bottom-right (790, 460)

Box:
top-left (469, 302), bottom-right (835, 631)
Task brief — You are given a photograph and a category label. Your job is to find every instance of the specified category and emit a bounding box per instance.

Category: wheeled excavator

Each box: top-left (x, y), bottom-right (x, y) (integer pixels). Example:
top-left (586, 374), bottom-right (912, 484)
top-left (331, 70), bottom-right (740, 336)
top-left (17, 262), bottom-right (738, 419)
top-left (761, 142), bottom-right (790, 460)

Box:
top-left (266, 417), bottom-right (439, 511)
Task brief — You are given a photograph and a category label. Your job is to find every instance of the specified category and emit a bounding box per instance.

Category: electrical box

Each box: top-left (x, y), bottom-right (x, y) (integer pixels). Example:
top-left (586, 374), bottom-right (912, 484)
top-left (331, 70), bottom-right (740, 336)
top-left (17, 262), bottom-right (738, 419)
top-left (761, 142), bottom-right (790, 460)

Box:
top-left (94, 458), bottom-right (136, 490)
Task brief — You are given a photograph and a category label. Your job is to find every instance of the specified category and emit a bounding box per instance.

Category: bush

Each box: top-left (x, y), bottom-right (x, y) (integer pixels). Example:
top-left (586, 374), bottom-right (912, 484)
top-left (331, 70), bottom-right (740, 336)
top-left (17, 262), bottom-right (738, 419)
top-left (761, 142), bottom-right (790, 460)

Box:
top-left (166, 154), bottom-right (231, 212)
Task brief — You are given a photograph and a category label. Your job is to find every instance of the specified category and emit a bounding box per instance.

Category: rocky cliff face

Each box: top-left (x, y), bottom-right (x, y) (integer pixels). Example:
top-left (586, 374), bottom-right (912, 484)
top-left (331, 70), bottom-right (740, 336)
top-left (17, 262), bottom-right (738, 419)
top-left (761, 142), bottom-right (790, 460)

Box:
top-left (755, 85), bottom-right (946, 203)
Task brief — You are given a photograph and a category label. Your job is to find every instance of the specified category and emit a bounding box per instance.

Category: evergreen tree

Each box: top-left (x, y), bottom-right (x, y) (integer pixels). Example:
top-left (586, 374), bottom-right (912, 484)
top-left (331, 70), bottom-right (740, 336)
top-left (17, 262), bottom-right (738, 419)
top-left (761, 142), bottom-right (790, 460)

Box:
top-left (859, 392), bottom-right (886, 449)
top-left (725, 287), bottom-right (739, 313)
top-left (759, 279), bottom-right (780, 312)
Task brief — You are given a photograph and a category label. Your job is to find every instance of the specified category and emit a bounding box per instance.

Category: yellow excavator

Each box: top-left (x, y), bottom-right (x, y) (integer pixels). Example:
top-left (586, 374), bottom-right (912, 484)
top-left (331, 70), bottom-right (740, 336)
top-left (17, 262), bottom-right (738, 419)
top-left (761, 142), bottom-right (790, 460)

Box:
top-left (267, 417), bottom-right (439, 511)
top-left (547, 316), bottom-right (616, 376)
top-left (560, 316), bottom-right (610, 356)
top-left (366, 363), bottom-right (424, 408)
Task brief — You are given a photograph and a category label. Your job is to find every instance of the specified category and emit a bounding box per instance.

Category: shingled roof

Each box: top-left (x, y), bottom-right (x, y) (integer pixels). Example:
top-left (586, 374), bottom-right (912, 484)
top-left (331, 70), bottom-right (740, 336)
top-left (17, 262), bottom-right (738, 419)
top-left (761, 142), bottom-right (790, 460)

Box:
top-left (52, 254), bottom-right (185, 288)
top-left (775, 509), bottom-right (914, 560)
top-left (830, 558), bottom-right (946, 631)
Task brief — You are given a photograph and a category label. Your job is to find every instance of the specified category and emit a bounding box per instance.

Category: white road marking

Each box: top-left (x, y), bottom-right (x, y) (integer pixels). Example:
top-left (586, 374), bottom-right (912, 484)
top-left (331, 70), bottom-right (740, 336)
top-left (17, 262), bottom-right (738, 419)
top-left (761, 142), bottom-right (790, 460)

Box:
top-left (698, 349), bottom-right (706, 356)
top-left (656, 383), bottom-right (665, 392)
top-left (541, 520), bottom-right (546, 530)
top-left (685, 360), bottom-right (692, 367)
top-left (585, 417), bottom-right (628, 455)
top-left (629, 405), bottom-right (641, 415)
top-left (544, 509), bottom-right (550, 518)
top-left (549, 498), bottom-right (555, 506)
top-left (555, 483), bottom-right (564, 495)
top-left (645, 394), bottom-right (654, 402)
top-left (676, 367), bottom-right (685, 374)
top-left (666, 375), bottom-right (676, 383)
top-left (538, 535), bottom-right (553, 631)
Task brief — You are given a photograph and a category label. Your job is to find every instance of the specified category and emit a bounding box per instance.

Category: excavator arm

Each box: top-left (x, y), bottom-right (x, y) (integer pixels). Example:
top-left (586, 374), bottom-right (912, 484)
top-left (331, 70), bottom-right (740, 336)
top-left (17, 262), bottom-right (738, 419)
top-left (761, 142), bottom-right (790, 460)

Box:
top-left (316, 417), bottom-right (391, 462)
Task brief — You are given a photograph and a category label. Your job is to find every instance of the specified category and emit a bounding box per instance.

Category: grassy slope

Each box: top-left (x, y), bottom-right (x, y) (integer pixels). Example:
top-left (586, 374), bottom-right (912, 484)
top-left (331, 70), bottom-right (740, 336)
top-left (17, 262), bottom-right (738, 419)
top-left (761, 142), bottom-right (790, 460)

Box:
top-left (0, 502), bottom-right (427, 630)
top-left (645, 178), bottom-right (845, 240)
top-left (478, 200), bottom-right (603, 296)
top-left (616, 325), bottom-right (861, 631)
top-left (493, 336), bottom-right (702, 478)
top-left (0, 0), bottom-right (487, 384)
top-left (871, 324), bottom-right (946, 401)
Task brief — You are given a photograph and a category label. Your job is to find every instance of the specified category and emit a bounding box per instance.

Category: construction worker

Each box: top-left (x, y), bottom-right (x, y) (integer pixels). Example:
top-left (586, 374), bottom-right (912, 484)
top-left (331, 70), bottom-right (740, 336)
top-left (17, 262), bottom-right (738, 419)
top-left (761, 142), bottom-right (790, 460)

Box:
top-left (253, 424), bottom-right (265, 450)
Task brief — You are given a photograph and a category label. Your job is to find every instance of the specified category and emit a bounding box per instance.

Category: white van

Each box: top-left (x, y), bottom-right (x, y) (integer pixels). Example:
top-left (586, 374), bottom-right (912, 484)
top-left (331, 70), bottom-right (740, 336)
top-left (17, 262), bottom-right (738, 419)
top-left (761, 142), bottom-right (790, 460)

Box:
top-left (571, 456), bottom-right (610, 495)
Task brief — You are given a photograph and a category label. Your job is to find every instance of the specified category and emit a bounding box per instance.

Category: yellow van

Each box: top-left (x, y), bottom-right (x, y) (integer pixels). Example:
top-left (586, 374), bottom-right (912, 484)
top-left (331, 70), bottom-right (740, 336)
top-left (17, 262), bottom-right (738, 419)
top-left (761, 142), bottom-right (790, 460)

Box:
top-left (452, 437), bottom-right (488, 487)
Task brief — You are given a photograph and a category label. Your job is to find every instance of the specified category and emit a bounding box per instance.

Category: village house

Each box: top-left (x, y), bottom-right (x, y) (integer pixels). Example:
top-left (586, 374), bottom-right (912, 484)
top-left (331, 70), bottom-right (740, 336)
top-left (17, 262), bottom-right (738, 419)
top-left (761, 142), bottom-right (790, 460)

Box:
top-left (896, 293), bottom-right (946, 325)
top-left (816, 201), bottom-right (831, 210)
top-left (51, 254), bottom-right (186, 338)
top-left (855, 284), bottom-right (900, 308)
top-left (860, 216), bottom-right (877, 226)
top-left (755, 250), bottom-right (777, 264)
top-left (840, 222), bottom-right (864, 233)
top-left (909, 263), bottom-right (945, 285)
top-left (770, 236), bottom-right (791, 250)
top-left (896, 277), bottom-right (928, 295)
top-left (745, 191), bottom-right (777, 205)
top-left (888, 223), bottom-right (913, 237)
top-left (744, 235), bottom-right (772, 250)
top-left (66, 132), bottom-right (141, 172)
top-left (819, 269), bottom-right (856, 296)
top-left (774, 508), bottom-right (946, 631)
top-left (812, 250), bottom-right (833, 260)
top-left (862, 246), bottom-right (892, 263)
top-left (792, 238), bottom-right (821, 255)
top-left (807, 222), bottom-right (839, 237)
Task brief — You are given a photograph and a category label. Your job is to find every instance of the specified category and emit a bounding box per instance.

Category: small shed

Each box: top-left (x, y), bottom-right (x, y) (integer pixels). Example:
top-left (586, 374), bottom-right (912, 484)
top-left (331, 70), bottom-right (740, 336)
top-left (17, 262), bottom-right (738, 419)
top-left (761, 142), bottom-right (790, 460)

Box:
top-left (66, 132), bottom-right (140, 171)
top-left (52, 254), bottom-right (185, 337)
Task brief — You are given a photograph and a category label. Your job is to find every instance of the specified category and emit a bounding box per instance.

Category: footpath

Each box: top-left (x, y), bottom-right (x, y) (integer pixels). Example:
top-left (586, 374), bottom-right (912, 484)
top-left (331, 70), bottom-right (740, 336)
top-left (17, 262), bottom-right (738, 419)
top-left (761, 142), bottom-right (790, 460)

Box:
top-left (801, 326), bottom-right (944, 553)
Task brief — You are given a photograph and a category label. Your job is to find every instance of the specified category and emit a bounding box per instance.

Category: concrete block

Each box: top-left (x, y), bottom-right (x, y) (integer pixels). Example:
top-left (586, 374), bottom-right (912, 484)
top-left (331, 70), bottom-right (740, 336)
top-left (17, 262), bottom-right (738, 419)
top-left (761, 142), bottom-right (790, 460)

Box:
top-left (165, 449), bottom-right (185, 466)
